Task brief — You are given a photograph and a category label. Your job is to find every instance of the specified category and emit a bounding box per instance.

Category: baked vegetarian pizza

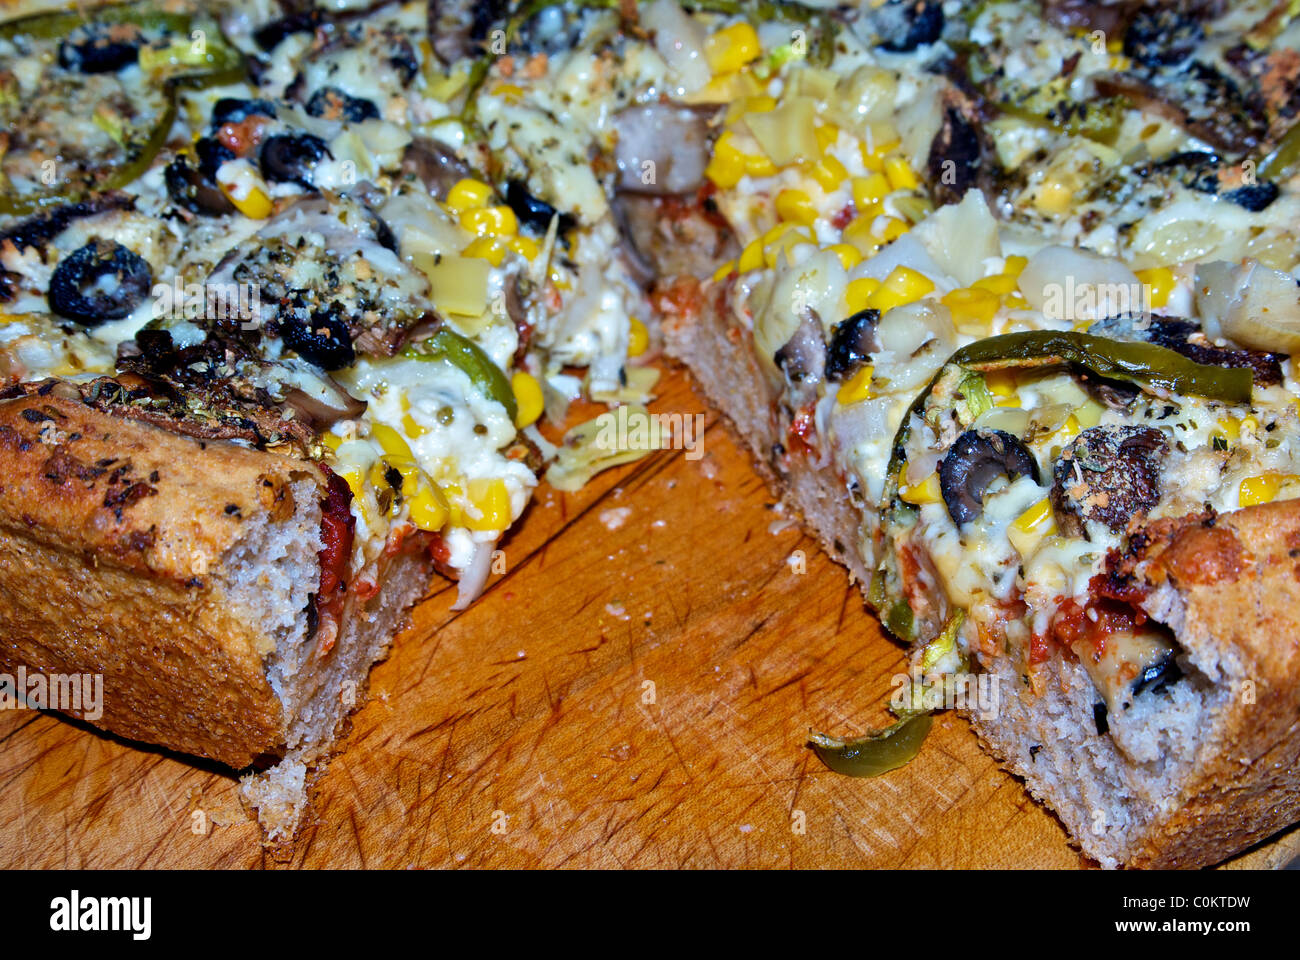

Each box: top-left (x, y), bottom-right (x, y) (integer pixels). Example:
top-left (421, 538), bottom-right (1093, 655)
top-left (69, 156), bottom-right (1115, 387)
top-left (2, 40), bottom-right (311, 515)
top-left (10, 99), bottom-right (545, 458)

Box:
top-left (3, 0), bottom-right (1300, 868)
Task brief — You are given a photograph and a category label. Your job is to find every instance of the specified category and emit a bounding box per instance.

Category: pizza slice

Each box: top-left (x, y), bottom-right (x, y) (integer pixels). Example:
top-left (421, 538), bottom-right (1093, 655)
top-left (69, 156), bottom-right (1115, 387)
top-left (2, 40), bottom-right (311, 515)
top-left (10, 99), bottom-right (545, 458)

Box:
top-left (0, 0), bottom-right (659, 840)
top-left (646, 0), bottom-right (1300, 866)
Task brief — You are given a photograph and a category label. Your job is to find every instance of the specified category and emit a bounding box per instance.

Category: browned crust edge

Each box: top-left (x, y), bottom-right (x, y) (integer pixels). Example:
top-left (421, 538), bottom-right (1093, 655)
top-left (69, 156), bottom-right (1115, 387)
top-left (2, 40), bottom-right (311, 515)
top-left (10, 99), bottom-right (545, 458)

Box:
top-left (0, 393), bottom-right (324, 768)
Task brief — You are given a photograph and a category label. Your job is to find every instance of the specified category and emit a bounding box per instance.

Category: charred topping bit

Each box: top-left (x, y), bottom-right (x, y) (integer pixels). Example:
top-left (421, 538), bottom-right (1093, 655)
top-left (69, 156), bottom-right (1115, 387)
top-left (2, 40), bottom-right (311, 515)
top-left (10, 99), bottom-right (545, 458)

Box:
top-left (825, 309), bottom-right (880, 382)
top-left (1093, 701), bottom-right (1109, 735)
top-left (195, 136), bottom-right (236, 181)
top-left (253, 9), bottom-right (323, 51)
top-left (47, 240), bottom-right (153, 327)
top-left (872, 0), bottom-right (944, 53)
top-left (57, 21), bottom-right (144, 74)
top-left (305, 86), bottom-right (380, 123)
top-left (505, 179), bottom-right (576, 236)
top-left (279, 303), bottom-right (357, 372)
top-left (260, 133), bottom-right (331, 190)
top-left (211, 97), bottom-right (278, 127)
top-left (427, 0), bottom-right (508, 65)
top-left (939, 428), bottom-right (1040, 527)
top-left (1122, 8), bottom-right (1203, 68)
top-left (1051, 425), bottom-right (1168, 537)
top-left (1133, 651), bottom-right (1182, 698)
top-left (927, 105), bottom-right (982, 208)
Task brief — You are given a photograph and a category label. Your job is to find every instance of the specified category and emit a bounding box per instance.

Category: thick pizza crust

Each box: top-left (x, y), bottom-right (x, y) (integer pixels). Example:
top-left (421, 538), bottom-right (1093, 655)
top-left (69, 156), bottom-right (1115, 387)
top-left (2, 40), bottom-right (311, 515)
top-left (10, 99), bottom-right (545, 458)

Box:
top-left (0, 391), bottom-right (323, 768)
top-left (665, 285), bottom-right (1300, 868)
top-left (1116, 503), bottom-right (1300, 867)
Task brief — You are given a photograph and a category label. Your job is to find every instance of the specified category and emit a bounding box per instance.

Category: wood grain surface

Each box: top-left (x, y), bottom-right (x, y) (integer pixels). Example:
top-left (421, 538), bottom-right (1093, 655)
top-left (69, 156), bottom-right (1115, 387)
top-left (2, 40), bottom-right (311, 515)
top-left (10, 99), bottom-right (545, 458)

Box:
top-left (0, 362), bottom-right (1297, 869)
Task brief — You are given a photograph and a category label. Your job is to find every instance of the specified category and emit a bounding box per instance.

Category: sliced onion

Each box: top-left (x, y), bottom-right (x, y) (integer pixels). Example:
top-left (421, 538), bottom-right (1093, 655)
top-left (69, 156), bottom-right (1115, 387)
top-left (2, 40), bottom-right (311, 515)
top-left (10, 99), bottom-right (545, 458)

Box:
top-left (451, 539), bottom-right (496, 610)
top-left (1195, 259), bottom-right (1300, 354)
top-left (643, 0), bottom-right (709, 94)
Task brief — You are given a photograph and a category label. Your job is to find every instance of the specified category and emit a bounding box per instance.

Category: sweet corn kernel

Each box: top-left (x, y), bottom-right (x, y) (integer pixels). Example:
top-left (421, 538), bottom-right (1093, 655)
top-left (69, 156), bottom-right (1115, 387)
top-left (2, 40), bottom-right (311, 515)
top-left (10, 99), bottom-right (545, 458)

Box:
top-left (814, 122), bottom-right (841, 153)
top-left (511, 371), bottom-right (544, 428)
top-left (867, 265), bottom-right (934, 313)
top-left (460, 205), bottom-right (518, 238)
top-left (851, 173), bottom-right (890, 210)
top-left (706, 131), bottom-right (746, 188)
top-left (402, 413), bottom-right (429, 438)
top-left (508, 235), bottom-right (540, 260)
top-left (1136, 266), bottom-right (1175, 309)
top-left (873, 216), bottom-right (909, 243)
top-left (810, 154), bottom-right (848, 192)
top-left (899, 472), bottom-right (942, 505)
top-left (764, 229), bottom-right (812, 268)
top-left (1008, 497), bottom-right (1057, 557)
top-left (737, 237), bottom-right (764, 273)
top-left (441, 481), bottom-right (464, 526)
top-left (775, 188), bottom-right (818, 226)
top-left (841, 216), bottom-right (881, 258)
top-left (339, 465), bottom-right (364, 498)
top-left (942, 287), bottom-right (1000, 331)
top-left (984, 369), bottom-right (1017, 398)
top-left (463, 477), bottom-right (512, 531)
top-left (846, 277), bottom-right (882, 314)
top-left (408, 480), bottom-right (449, 532)
top-left (224, 183), bottom-right (273, 220)
top-left (1047, 414), bottom-right (1081, 458)
top-left (972, 273), bottom-right (1018, 295)
top-left (1240, 473), bottom-right (1286, 508)
top-left (627, 317), bottom-right (650, 358)
top-left (462, 236), bottom-right (507, 266)
top-left (370, 422), bottom-right (414, 460)
top-left (836, 364), bottom-right (874, 405)
top-left (445, 178), bottom-right (494, 213)
top-left (1013, 497), bottom-right (1055, 534)
top-left (1034, 180), bottom-right (1073, 214)
top-left (1218, 416), bottom-right (1241, 442)
top-left (493, 83), bottom-right (524, 104)
top-left (705, 22), bottom-right (760, 74)
top-left (826, 243), bottom-right (862, 270)
top-left (861, 136), bottom-right (901, 171)
top-left (743, 150), bottom-right (777, 177)
top-left (883, 155), bottom-right (918, 191)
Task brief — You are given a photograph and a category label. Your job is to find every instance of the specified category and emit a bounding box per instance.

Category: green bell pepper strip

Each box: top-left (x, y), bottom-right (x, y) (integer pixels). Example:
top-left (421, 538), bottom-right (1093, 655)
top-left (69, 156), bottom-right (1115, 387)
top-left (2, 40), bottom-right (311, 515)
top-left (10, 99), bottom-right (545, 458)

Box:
top-left (1259, 121), bottom-right (1300, 183)
top-left (809, 714), bottom-right (932, 777)
top-left (0, 3), bottom-right (245, 216)
top-left (402, 329), bottom-right (519, 424)
top-left (887, 330), bottom-right (1252, 480)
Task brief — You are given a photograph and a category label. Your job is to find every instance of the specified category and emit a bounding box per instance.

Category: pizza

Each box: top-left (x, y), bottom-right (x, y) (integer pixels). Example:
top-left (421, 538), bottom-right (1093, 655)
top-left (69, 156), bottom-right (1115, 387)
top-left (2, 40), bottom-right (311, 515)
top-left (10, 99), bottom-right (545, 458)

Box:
top-left (2, 0), bottom-right (1300, 867)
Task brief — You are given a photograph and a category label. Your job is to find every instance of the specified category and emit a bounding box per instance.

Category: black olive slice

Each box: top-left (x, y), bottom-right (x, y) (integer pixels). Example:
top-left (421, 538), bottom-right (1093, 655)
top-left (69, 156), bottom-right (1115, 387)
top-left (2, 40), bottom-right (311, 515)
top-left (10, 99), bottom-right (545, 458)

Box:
top-left (48, 240), bottom-right (153, 327)
top-left (260, 134), bottom-right (332, 190)
top-left (938, 428), bottom-right (1040, 526)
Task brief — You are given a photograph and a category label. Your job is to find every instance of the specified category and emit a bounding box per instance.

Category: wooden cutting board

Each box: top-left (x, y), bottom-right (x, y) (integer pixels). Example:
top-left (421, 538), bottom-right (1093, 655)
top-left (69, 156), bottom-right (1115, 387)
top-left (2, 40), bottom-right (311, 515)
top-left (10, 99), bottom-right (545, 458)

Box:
top-left (1, 362), bottom-right (1296, 869)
